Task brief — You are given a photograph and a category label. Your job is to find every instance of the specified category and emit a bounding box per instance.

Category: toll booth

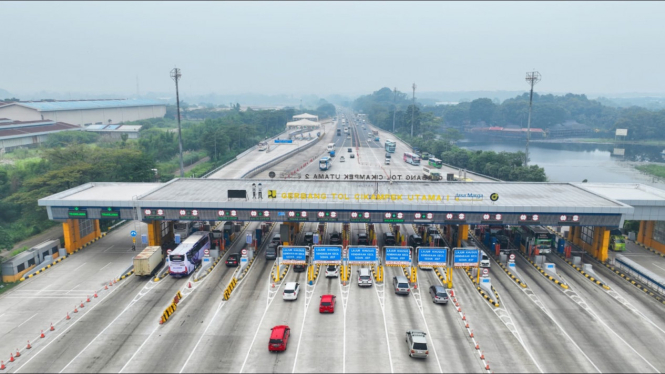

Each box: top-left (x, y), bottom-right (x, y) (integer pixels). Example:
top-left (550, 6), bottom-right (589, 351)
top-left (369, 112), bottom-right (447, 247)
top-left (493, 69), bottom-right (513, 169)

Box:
top-left (1, 240), bottom-right (62, 282)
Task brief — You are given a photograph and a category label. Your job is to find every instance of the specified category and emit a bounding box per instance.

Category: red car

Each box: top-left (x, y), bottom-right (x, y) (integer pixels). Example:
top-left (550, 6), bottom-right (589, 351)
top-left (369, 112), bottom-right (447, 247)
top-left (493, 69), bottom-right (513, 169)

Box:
top-left (269, 325), bottom-right (290, 352)
top-left (319, 294), bottom-right (336, 313)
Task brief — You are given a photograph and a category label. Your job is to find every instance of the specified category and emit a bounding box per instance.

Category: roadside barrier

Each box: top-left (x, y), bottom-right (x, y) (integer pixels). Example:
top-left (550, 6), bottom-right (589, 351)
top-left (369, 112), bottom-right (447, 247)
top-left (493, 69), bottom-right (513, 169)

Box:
top-left (602, 262), bottom-right (665, 304)
top-left (159, 302), bottom-right (177, 324)
top-left (223, 277), bottom-right (239, 301)
top-left (464, 268), bottom-right (499, 307)
top-left (496, 261), bottom-right (528, 288)
top-left (450, 289), bottom-right (493, 373)
top-left (434, 267), bottom-right (446, 283)
top-left (553, 251), bottom-right (610, 290)
top-left (520, 252), bottom-right (568, 289)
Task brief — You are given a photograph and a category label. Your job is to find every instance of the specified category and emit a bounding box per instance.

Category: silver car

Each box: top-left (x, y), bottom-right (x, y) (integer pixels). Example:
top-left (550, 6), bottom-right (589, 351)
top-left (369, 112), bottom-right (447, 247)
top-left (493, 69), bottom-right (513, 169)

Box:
top-left (406, 330), bottom-right (429, 358)
top-left (429, 285), bottom-right (449, 304)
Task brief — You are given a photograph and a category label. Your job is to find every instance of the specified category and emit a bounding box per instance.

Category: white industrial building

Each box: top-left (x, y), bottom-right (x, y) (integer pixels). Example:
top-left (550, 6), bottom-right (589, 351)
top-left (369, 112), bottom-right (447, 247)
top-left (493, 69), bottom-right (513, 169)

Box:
top-left (0, 118), bottom-right (81, 151)
top-left (0, 99), bottom-right (167, 127)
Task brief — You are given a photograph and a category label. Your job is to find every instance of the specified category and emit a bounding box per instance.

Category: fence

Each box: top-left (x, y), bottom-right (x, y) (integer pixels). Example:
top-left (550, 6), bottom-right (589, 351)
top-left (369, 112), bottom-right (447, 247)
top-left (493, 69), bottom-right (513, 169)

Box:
top-left (614, 254), bottom-right (665, 295)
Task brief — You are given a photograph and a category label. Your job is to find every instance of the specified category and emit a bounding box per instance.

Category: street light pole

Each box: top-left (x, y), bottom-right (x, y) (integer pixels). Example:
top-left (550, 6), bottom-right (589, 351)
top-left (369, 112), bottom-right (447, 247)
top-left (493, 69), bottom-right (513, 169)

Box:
top-left (171, 67), bottom-right (185, 178)
top-left (524, 71), bottom-right (541, 167)
top-left (411, 83), bottom-right (416, 137)
top-left (392, 87), bottom-right (397, 133)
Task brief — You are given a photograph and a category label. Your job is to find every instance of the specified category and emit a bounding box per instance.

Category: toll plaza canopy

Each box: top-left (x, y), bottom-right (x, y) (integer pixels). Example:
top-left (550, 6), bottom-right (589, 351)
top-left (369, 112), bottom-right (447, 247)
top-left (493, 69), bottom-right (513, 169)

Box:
top-left (38, 179), bottom-right (637, 227)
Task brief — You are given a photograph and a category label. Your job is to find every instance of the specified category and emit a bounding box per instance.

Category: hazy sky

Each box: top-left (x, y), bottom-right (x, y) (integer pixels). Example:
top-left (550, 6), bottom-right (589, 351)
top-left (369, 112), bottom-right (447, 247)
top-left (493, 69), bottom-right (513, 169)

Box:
top-left (3, 1), bottom-right (665, 97)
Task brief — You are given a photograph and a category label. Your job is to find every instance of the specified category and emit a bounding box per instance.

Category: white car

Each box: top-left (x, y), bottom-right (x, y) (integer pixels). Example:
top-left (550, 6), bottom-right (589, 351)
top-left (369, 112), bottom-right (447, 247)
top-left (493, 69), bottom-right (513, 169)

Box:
top-left (325, 265), bottom-right (339, 278)
top-left (283, 282), bottom-right (300, 301)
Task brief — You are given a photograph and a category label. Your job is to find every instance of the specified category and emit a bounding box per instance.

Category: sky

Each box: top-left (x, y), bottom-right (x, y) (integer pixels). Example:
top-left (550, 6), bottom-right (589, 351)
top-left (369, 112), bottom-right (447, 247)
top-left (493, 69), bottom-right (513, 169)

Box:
top-left (2, 1), bottom-right (665, 98)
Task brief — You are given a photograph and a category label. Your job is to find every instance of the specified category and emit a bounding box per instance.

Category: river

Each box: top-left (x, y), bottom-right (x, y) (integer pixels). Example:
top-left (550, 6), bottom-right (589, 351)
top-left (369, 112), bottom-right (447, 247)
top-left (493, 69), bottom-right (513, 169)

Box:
top-left (460, 141), bottom-right (665, 188)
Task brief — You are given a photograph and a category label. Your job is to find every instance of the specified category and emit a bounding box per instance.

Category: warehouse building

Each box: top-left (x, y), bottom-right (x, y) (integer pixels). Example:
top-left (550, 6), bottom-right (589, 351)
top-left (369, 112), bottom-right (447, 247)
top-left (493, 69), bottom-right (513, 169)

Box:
top-left (0, 118), bottom-right (81, 151)
top-left (0, 99), bottom-right (166, 127)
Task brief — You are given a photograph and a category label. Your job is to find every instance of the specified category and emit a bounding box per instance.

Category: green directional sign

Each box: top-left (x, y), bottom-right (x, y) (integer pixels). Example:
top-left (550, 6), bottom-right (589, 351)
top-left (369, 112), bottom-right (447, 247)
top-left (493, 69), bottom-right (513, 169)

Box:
top-left (100, 207), bottom-right (119, 218)
top-left (68, 207), bottom-right (88, 218)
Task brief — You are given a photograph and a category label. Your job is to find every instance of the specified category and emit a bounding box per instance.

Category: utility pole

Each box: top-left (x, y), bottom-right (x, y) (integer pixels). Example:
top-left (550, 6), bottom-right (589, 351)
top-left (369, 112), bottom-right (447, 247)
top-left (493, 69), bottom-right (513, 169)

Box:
top-left (411, 83), bottom-right (417, 137)
top-left (392, 87), bottom-right (397, 133)
top-left (524, 70), bottom-right (541, 167)
top-left (170, 67), bottom-right (185, 177)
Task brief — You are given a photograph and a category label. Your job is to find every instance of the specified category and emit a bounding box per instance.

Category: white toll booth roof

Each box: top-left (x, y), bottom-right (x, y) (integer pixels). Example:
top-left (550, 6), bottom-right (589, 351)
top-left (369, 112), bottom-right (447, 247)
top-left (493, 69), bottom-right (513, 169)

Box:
top-left (286, 119), bottom-right (321, 128)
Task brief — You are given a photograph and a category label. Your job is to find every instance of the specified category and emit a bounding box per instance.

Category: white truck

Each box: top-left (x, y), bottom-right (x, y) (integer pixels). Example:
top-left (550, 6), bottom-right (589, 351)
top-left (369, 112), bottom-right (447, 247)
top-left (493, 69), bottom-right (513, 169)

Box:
top-left (423, 166), bottom-right (443, 181)
top-left (133, 246), bottom-right (164, 276)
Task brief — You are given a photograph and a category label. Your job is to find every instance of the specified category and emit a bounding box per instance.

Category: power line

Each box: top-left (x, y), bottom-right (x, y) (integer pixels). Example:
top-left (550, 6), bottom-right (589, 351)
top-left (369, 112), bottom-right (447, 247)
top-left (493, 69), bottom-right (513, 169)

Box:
top-left (171, 67), bottom-right (185, 178)
top-left (524, 70), bottom-right (541, 167)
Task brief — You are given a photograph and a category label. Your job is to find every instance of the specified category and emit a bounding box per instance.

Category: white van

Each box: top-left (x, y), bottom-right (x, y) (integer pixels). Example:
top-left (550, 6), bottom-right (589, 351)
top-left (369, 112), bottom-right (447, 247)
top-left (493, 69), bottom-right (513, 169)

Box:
top-left (480, 251), bottom-right (490, 268)
top-left (358, 268), bottom-right (373, 287)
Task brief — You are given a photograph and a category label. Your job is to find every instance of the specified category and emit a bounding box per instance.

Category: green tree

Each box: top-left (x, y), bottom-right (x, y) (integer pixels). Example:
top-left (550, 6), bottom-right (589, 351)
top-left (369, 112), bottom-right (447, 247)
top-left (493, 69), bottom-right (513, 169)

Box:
top-left (469, 98), bottom-right (497, 124)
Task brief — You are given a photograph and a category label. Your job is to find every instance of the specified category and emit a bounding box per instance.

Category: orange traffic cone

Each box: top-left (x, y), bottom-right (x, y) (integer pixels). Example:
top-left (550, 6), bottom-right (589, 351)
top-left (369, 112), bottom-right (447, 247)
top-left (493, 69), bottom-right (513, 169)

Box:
top-left (480, 351), bottom-right (485, 359)
top-left (66, 312), bottom-right (71, 320)
top-left (109, 281), bottom-right (113, 287)
top-left (113, 279), bottom-right (117, 284)
top-left (465, 322), bottom-right (469, 328)
top-left (15, 349), bottom-right (20, 358)
top-left (159, 317), bottom-right (164, 325)
top-left (105, 284), bottom-right (108, 290)
top-left (9, 353), bottom-right (14, 363)
top-left (462, 313), bottom-right (466, 321)
top-left (475, 343), bottom-right (480, 350)
top-left (40, 330), bottom-right (45, 339)
top-left (485, 363), bottom-right (490, 370)
top-left (470, 330), bottom-right (474, 338)
top-left (86, 296), bottom-right (91, 303)
top-left (188, 282), bottom-right (192, 289)
top-left (26, 341), bottom-right (31, 349)
top-left (94, 292), bottom-right (98, 298)
top-left (1, 360), bottom-right (5, 370)
top-left (73, 305), bottom-right (78, 313)
top-left (50, 323), bottom-right (55, 331)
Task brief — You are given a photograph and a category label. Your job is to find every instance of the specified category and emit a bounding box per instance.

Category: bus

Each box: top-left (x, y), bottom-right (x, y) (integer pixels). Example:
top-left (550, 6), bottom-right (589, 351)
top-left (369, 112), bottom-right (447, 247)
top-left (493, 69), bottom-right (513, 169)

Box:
top-left (258, 141), bottom-right (268, 151)
top-left (519, 226), bottom-right (553, 254)
top-left (327, 143), bottom-right (335, 152)
top-left (319, 156), bottom-right (332, 171)
top-left (169, 231), bottom-right (211, 277)
top-left (403, 152), bottom-right (421, 166)
top-left (428, 157), bottom-right (442, 168)
top-left (385, 139), bottom-right (396, 153)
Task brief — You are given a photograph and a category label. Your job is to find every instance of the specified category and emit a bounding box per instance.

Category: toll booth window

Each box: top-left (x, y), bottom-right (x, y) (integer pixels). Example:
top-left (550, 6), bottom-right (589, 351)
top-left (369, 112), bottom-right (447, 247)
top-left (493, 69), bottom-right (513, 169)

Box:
top-left (17, 263), bottom-right (25, 272)
top-left (51, 246), bottom-right (58, 255)
top-left (655, 221), bottom-right (665, 244)
top-left (43, 251), bottom-right (49, 259)
top-left (79, 219), bottom-right (94, 238)
top-left (27, 258), bottom-right (35, 267)
top-left (580, 226), bottom-right (594, 245)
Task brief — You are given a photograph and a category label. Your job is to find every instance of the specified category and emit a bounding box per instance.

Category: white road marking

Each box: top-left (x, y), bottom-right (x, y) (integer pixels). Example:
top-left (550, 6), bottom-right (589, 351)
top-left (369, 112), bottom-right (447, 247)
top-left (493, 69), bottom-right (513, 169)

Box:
top-left (118, 325), bottom-right (159, 373)
top-left (410, 276), bottom-right (443, 373)
top-left (374, 276), bottom-right (393, 373)
top-left (338, 275), bottom-right (347, 373)
top-left (37, 284), bottom-right (54, 293)
top-left (291, 266), bottom-right (321, 373)
top-left (103, 245), bottom-right (115, 253)
top-left (72, 262), bottom-right (87, 272)
top-left (66, 285), bottom-right (80, 294)
top-left (99, 262), bottom-right (113, 271)
top-left (16, 313), bottom-right (38, 328)
top-left (12, 279), bottom-right (131, 373)
top-left (650, 262), bottom-right (665, 272)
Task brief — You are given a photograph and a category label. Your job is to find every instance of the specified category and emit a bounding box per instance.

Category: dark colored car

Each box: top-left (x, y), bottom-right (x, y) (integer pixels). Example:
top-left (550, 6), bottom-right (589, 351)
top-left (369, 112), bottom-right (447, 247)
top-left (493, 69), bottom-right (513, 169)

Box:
top-left (431, 234), bottom-right (444, 247)
top-left (348, 148), bottom-right (353, 152)
top-left (226, 253), bottom-right (239, 267)
top-left (330, 231), bottom-right (342, 245)
top-left (358, 233), bottom-right (369, 245)
top-left (294, 255), bottom-right (309, 272)
top-left (350, 154), bottom-right (355, 159)
top-left (304, 232), bottom-right (314, 246)
top-left (384, 232), bottom-right (396, 246)
top-left (408, 234), bottom-right (423, 247)
top-left (265, 243), bottom-right (278, 260)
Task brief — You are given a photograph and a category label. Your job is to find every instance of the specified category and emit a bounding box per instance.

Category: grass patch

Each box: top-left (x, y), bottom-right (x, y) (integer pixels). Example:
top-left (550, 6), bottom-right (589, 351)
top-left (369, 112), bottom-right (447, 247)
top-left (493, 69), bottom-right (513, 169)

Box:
top-left (185, 161), bottom-right (214, 178)
top-left (10, 246), bottom-right (29, 257)
top-left (636, 164), bottom-right (665, 179)
top-left (0, 281), bottom-right (21, 295)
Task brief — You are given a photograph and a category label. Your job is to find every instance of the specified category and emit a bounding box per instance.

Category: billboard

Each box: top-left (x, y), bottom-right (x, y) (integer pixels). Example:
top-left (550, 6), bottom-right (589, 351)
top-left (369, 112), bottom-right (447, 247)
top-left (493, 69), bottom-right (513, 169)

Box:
top-left (385, 246), bottom-right (411, 266)
top-left (348, 246), bottom-right (378, 264)
top-left (615, 129), bottom-right (628, 136)
top-left (313, 245), bottom-right (342, 264)
top-left (453, 248), bottom-right (480, 267)
top-left (281, 246), bottom-right (307, 265)
top-left (417, 247), bottom-right (448, 267)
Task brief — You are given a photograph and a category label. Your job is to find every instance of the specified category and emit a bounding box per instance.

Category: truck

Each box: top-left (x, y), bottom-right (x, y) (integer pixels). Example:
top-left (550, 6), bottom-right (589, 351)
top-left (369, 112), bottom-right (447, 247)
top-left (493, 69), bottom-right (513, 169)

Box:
top-left (372, 130), bottom-right (379, 137)
top-left (423, 166), bottom-right (443, 181)
top-left (133, 246), bottom-right (164, 276)
top-left (174, 221), bottom-right (193, 241)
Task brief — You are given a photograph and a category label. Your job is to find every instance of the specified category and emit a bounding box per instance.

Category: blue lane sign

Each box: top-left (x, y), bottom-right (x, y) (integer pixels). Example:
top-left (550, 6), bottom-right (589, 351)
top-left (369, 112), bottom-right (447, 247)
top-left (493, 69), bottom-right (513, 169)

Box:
top-left (453, 248), bottom-right (480, 267)
top-left (418, 247), bottom-right (448, 267)
top-left (385, 247), bottom-right (411, 266)
top-left (281, 246), bottom-right (307, 264)
top-left (274, 139), bottom-right (293, 144)
top-left (546, 263), bottom-right (554, 270)
top-left (130, 230), bottom-right (137, 237)
top-left (348, 246), bottom-right (378, 264)
top-left (313, 245), bottom-right (342, 264)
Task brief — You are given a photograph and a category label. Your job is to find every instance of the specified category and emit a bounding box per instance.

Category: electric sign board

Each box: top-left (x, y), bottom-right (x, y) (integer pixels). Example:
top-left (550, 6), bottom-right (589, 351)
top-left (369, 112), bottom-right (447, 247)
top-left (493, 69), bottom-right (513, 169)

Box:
top-left (348, 246), bottom-right (378, 264)
top-left (281, 246), bottom-right (307, 265)
top-left (385, 246), bottom-right (411, 266)
top-left (453, 247), bottom-right (480, 267)
top-left (417, 247), bottom-right (448, 267)
top-left (312, 245), bottom-right (342, 264)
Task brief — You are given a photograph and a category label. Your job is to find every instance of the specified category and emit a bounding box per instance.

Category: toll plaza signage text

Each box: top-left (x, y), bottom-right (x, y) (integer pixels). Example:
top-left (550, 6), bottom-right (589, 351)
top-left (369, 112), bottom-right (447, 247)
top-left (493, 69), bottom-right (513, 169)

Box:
top-left (278, 192), bottom-right (468, 203)
top-left (281, 246), bottom-right (307, 265)
top-left (385, 246), bottom-right (411, 266)
top-left (313, 245), bottom-right (342, 264)
top-left (453, 248), bottom-right (480, 267)
top-left (417, 247), bottom-right (448, 267)
top-left (348, 246), bottom-right (378, 264)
